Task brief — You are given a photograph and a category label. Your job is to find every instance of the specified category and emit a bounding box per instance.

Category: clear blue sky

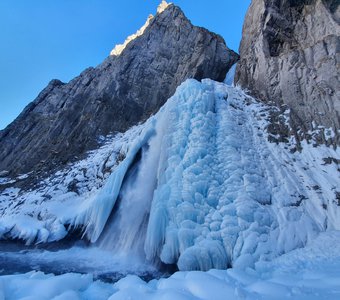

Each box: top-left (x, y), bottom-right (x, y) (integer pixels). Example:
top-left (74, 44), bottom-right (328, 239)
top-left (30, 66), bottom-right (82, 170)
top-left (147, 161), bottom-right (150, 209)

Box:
top-left (0, 1), bottom-right (250, 130)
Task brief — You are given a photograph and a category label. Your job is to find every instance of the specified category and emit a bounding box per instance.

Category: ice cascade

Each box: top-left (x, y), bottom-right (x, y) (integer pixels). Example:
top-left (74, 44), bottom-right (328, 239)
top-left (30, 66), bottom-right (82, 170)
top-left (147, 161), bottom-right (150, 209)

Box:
top-left (78, 78), bottom-right (339, 271)
top-left (97, 123), bottom-right (166, 259)
top-left (2, 79), bottom-right (338, 271)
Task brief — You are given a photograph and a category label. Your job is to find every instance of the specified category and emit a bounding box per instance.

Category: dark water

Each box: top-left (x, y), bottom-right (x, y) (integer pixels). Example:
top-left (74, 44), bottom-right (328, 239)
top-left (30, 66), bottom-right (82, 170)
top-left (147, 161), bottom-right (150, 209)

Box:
top-left (0, 241), bottom-right (171, 283)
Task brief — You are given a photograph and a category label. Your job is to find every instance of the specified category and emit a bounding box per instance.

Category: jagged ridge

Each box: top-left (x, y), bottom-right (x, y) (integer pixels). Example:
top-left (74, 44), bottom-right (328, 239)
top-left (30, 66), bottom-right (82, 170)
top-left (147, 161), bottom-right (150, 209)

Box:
top-left (0, 2), bottom-right (238, 185)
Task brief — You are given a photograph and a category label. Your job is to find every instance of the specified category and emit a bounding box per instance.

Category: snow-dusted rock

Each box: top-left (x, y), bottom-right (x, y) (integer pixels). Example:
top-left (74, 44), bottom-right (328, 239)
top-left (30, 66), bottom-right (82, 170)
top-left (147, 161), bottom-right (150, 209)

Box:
top-left (235, 0), bottom-right (340, 145)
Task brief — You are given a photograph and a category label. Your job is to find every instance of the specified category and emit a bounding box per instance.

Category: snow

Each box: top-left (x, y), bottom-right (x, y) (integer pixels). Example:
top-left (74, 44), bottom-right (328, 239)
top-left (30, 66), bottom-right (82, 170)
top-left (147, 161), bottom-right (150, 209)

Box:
top-left (0, 126), bottom-right (145, 244)
top-left (1, 231), bottom-right (340, 299)
top-left (110, 1), bottom-right (172, 56)
top-left (110, 14), bottom-right (153, 56)
top-left (0, 78), bottom-right (339, 272)
top-left (157, 1), bottom-right (171, 14)
top-left (0, 272), bottom-right (115, 300)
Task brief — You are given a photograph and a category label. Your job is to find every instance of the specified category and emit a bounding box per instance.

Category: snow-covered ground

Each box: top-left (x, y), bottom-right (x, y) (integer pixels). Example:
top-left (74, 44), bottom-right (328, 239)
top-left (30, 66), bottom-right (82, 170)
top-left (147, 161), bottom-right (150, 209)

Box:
top-left (0, 125), bottom-right (144, 244)
top-left (1, 231), bottom-right (340, 299)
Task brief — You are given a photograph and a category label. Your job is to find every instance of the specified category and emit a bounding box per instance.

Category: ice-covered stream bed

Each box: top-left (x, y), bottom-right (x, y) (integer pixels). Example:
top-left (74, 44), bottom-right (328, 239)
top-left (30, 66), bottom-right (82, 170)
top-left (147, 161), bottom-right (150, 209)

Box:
top-left (1, 231), bottom-right (340, 299)
top-left (0, 242), bottom-right (168, 283)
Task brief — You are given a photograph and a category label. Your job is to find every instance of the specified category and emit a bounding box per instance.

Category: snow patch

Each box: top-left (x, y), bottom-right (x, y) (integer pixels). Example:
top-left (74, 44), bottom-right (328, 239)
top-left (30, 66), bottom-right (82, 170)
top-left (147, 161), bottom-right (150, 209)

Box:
top-left (157, 1), bottom-right (171, 14)
top-left (110, 1), bottom-right (172, 56)
top-left (110, 14), bottom-right (153, 56)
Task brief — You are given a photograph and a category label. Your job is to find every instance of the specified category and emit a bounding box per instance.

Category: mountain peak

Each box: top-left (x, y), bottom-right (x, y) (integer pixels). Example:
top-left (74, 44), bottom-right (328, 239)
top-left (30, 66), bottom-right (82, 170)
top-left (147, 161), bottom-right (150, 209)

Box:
top-left (0, 1), bottom-right (238, 182)
top-left (110, 14), bottom-right (154, 56)
top-left (110, 1), bottom-right (175, 57)
top-left (157, 0), bottom-right (171, 14)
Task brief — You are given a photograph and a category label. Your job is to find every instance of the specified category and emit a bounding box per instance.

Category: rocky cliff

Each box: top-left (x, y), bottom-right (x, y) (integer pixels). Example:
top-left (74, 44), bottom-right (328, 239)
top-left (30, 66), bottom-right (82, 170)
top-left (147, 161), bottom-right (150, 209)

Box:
top-left (0, 2), bottom-right (238, 182)
top-left (235, 0), bottom-right (340, 145)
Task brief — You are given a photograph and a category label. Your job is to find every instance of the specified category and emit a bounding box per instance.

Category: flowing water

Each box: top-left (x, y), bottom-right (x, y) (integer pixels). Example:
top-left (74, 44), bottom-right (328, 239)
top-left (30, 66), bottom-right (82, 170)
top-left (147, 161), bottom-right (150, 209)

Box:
top-left (98, 128), bottom-right (163, 261)
top-left (0, 242), bottom-right (164, 283)
top-left (98, 148), bottom-right (152, 259)
top-left (0, 132), bottom-right (167, 282)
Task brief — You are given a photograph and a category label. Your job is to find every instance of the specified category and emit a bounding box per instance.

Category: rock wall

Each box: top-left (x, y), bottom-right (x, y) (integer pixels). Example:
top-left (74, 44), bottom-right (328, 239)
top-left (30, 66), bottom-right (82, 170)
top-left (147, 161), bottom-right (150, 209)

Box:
top-left (0, 3), bottom-right (238, 181)
top-left (235, 0), bottom-right (340, 145)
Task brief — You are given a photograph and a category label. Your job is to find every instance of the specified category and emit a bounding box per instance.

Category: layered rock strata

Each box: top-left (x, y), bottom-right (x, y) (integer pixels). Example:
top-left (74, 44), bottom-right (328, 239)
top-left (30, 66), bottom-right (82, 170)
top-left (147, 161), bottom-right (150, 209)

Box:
top-left (236, 0), bottom-right (340, 145)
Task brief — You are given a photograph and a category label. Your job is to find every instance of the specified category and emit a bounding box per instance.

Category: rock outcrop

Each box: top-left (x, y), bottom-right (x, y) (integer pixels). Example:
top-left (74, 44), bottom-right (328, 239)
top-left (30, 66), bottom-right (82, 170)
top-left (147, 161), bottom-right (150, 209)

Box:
top-left (0, 2), bottom-right (239, 181)
top-left (235, 0), bottom-right (340, 145)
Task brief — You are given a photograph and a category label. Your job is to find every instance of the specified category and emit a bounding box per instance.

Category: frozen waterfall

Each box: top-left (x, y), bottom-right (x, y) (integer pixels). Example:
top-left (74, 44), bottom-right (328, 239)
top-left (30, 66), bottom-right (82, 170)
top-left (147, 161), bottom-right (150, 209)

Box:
top-left (3, 79), bottom-right (338, 272)
top-left (98, 129), bottom-right (165, 259)
top-left (80, 79), bottom-right (339, 271)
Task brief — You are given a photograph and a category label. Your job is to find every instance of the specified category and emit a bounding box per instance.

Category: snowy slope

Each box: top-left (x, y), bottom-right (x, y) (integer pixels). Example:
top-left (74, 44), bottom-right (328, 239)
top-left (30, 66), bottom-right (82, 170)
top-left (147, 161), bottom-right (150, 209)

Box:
top-left (0, 126), bottom-right (144, 243)
top-left (0, 79), bottom-right (339, 271)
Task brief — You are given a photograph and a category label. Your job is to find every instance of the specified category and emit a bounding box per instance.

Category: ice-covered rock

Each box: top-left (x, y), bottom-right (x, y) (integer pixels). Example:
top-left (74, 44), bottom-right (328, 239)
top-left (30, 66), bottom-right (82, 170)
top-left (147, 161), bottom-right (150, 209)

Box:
top-left (140, 79), bottom-right (339, 270)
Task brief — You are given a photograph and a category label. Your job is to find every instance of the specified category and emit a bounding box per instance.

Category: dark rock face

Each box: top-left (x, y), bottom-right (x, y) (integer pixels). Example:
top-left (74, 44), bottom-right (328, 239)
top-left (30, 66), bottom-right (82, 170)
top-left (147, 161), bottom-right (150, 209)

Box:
top-left (0, 3), bottom-right (239, 180)
top-left (235, 0), bottom-right (340, 145)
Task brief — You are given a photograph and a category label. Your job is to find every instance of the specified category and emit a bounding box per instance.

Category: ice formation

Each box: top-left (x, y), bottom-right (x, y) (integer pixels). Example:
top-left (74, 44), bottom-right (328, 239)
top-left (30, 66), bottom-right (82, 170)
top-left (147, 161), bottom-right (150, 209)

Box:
top-left (79, 123), bottom-right (156, 243)
top-left (98, 128), bottom-right (165, 259)
top-left (77, 79), bottom-right (340, 269)
top-left (0, 79), bottom-right (339, 271)
top-left (224, 63), bottom-right (237, 86)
